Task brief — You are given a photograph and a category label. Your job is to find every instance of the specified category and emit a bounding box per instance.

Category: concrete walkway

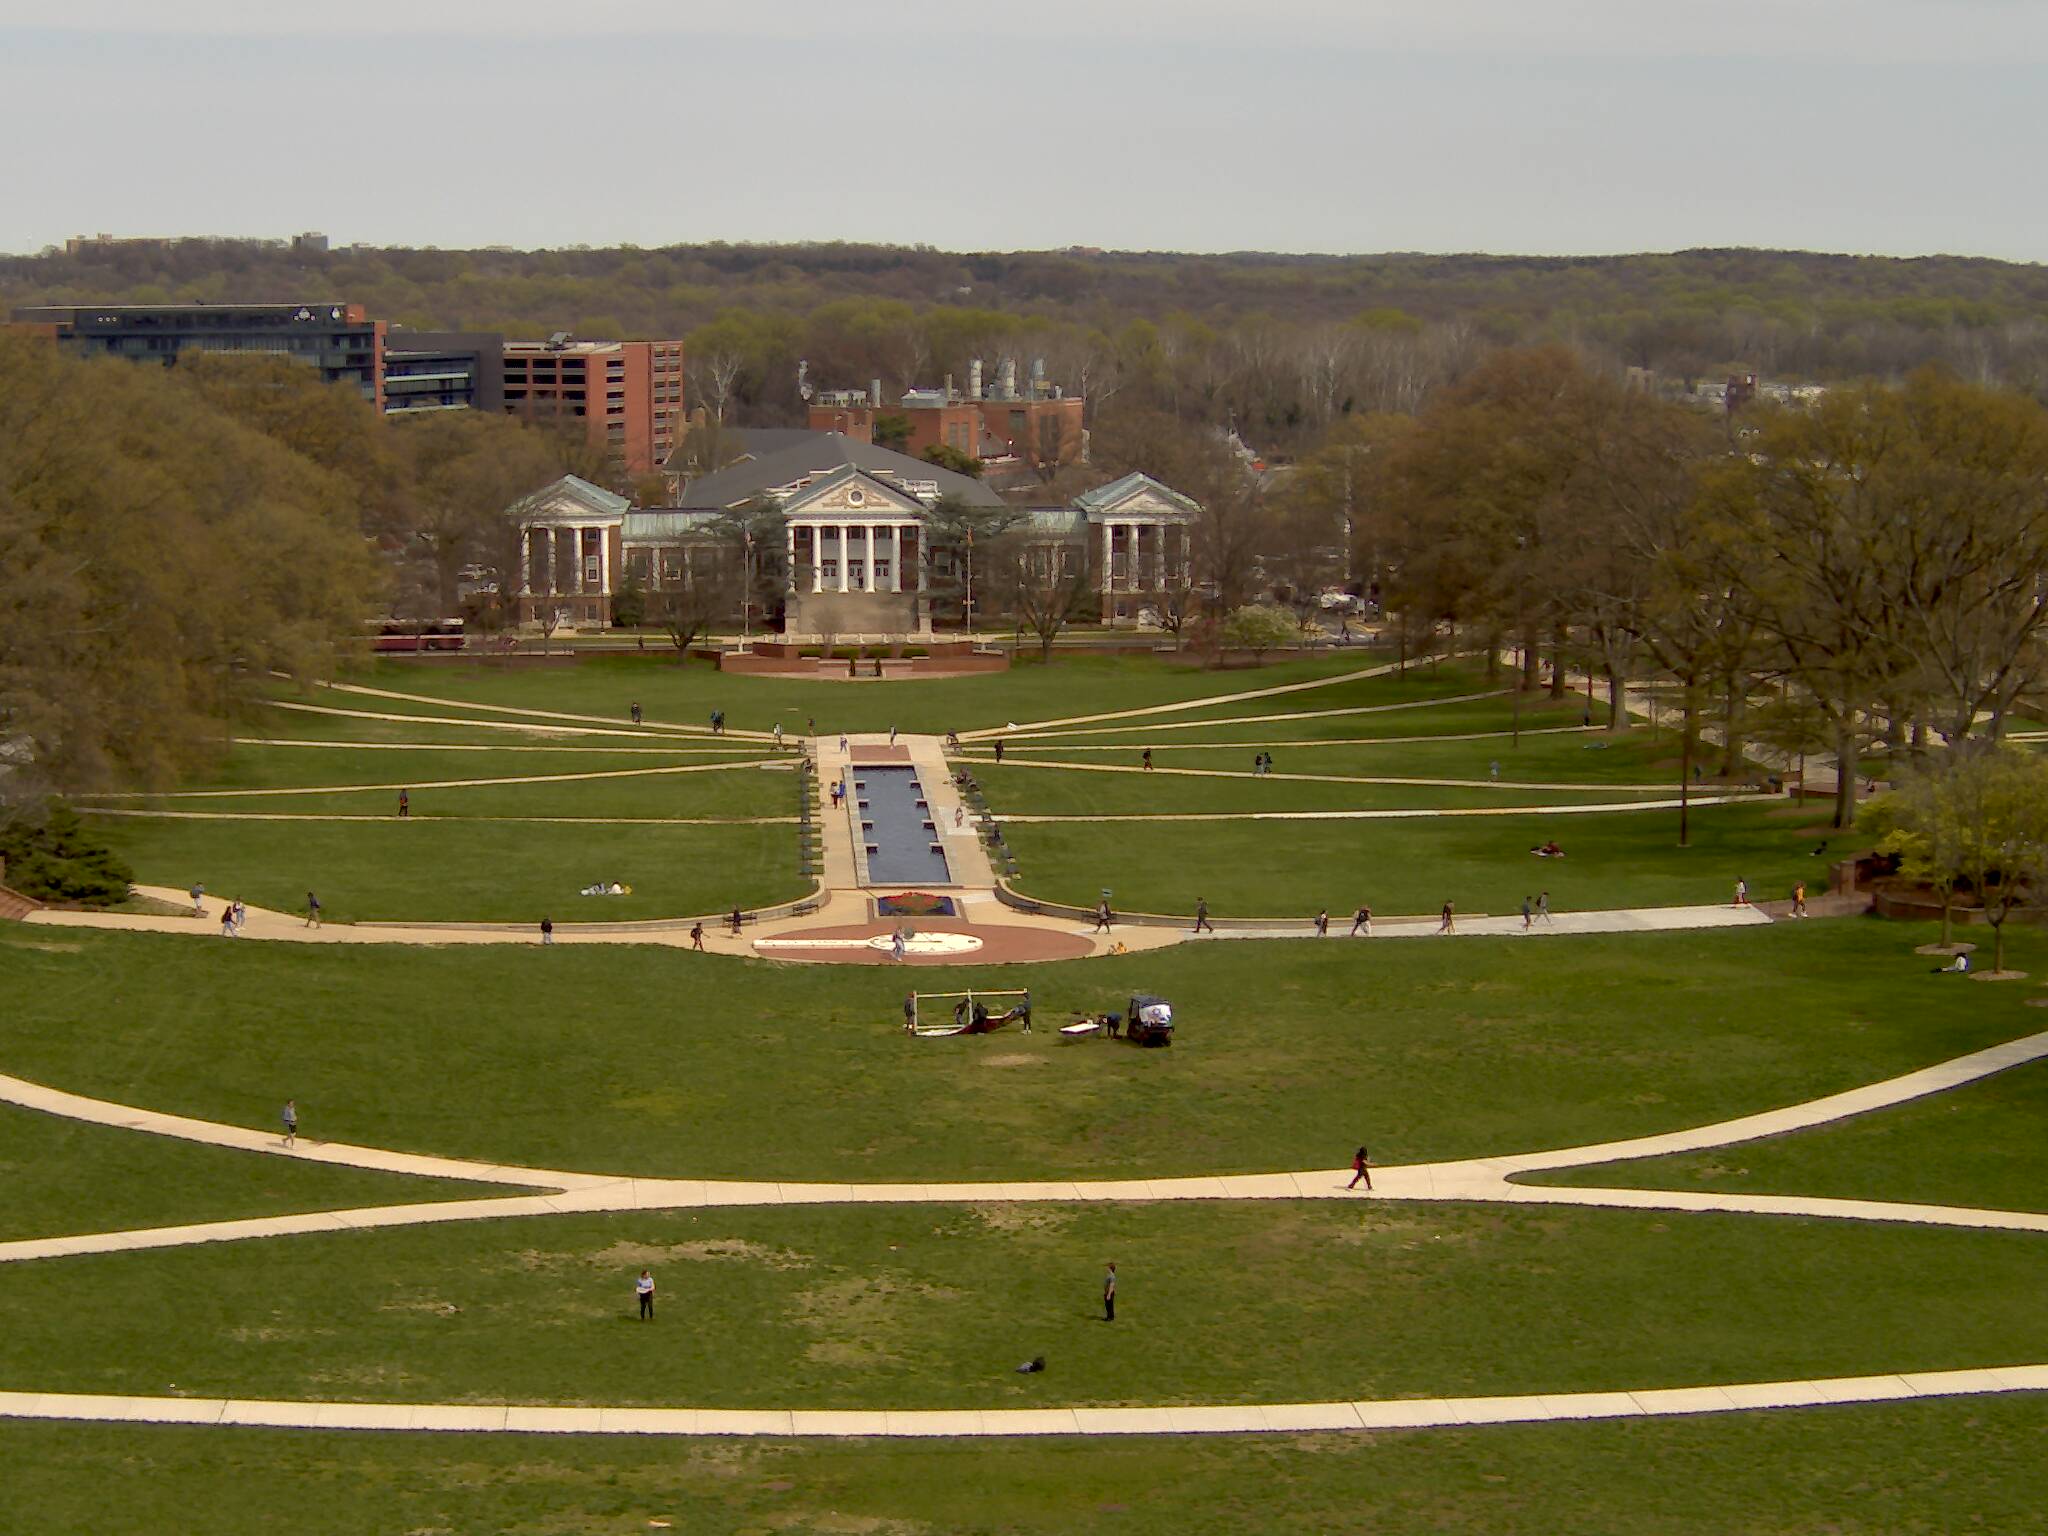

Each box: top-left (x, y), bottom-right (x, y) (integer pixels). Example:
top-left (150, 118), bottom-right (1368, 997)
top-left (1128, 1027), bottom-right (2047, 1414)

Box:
top-left (3, 1364), bottom-right (2040, 1440)
top-left (5, 1027), bottom-right (2042, 1266)
top-left (2, 1029), bottom-right (2046, 1436)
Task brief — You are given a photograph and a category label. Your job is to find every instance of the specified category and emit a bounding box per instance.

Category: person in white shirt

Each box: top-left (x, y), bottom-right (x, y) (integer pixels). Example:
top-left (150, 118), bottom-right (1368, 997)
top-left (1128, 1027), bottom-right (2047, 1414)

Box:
top-left (636, 1269), bottom-right (655, 1320)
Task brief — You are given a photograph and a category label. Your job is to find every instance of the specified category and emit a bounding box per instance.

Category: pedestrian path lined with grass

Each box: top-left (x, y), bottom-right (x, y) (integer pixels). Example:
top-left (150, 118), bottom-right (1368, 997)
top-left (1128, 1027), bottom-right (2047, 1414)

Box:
top-left (0, 1030), bottom-right (2044, 1436)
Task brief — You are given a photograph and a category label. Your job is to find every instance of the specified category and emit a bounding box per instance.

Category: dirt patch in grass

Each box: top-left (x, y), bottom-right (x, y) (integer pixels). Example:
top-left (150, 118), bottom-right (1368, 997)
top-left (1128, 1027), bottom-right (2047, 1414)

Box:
top-left (583, 1238), bottom-right (812, 1271)
top-left (970, 1205), bottom-right (1075, 1236)
top-left (980, 1053), bottom-right (1041, 1069)
top-left (8, 939), bottom-right (86, 954)
top-left (792, 1273), bottom-right (960, 1368)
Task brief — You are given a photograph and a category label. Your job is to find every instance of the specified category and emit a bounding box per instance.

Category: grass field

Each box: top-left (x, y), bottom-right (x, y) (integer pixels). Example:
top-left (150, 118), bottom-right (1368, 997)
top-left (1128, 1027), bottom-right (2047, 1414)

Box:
top-left (9, 649), bottom-right (2040, 1534)
top-left (1535, 1058), bottom-right (2048, 1212)
top-left (4, 1202), bottom-right (2041, 1410)
top-left (999, 801), bottom-right (1822, 917)
top-left (7, 1395), bottom-right (2042, 1535)
top-left (0, 1105), bottom-right (508, 1240)
top-left (77, 816), bottom-right (806, 923)
top-left (2, 921), bottom-right (2033, 1180)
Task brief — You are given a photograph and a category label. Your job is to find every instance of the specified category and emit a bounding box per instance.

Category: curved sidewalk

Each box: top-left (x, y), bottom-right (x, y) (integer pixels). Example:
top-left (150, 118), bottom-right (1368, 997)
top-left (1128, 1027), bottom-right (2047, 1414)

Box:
top-left (5, 1028), bottom-right (2044, 1266)
top-left (4, 1364), bottom-right (2042, 1440)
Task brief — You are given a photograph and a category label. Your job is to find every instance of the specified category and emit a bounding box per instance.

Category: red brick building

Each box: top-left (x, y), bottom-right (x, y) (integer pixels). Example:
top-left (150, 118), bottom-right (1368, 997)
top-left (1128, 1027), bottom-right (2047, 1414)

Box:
top-left (502, 336), bottom-right (685, 476)
top-left (805, 358), bottom-right (1085, 473)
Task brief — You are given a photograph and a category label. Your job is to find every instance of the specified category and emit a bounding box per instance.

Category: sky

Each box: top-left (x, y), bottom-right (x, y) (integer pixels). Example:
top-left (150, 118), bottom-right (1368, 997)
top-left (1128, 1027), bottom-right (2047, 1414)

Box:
top-left (2, 0), bottom-right (2042, 261)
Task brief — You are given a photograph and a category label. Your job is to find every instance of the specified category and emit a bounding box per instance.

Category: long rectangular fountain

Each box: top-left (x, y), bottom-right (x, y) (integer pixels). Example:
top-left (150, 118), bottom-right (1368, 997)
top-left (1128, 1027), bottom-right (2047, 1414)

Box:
top-left (847, 763), bottom-right (954, 887)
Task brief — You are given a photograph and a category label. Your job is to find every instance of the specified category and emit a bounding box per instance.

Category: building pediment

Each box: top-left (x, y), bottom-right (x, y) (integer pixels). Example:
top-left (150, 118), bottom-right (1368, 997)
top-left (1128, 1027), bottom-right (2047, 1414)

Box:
top-left (1076, 471), bottom-right (1202, 522)
top-left (506, 473), bottom-right (630, 526)
top-left (782, 468), bottom-right (927, 520)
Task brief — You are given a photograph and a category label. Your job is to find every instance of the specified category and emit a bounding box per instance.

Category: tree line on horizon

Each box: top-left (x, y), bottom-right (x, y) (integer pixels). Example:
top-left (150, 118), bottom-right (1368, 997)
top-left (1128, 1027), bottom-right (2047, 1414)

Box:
top-left (7, 242), bottom-right (2048, 460)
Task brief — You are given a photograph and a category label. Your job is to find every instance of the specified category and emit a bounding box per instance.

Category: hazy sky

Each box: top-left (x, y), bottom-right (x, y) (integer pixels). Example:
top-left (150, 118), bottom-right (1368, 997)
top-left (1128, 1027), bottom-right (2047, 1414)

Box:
top-left (4, 1), bottom-right (2042, 259)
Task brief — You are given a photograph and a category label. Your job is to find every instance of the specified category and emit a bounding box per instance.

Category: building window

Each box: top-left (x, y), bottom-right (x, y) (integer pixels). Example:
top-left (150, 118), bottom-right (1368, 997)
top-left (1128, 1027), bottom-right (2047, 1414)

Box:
top-left (821, 560), bottom-right (838, 585)
top-left (584, 557), bottom-right (601, 586)
top-left (873, 559), bottom-right (891, 586)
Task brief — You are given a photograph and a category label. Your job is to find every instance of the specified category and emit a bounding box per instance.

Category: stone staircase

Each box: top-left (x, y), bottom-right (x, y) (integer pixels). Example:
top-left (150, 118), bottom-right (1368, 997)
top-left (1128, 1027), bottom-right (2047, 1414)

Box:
top-left (0, 883), bottom-right (44, 921)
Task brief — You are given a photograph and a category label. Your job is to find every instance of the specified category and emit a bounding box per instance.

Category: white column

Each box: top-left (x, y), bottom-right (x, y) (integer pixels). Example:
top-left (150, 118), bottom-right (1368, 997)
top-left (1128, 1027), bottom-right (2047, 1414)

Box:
top-left (1100, 520), bottom-right (1113, 594)
top-left (838, 524), bottom-right (850, 592)
top-left (598, 524), bottom-right (611, 596)
top-left (916, 524), bottom-right (928, 593)
top-left (519, 528), bottom-right (531, 596)
top-left (1152, 521), bottom-right (1166, 589)
top-left (810, 525), bottom-right (823, 592)
top-left (786, 522), bottom-right (797, 593)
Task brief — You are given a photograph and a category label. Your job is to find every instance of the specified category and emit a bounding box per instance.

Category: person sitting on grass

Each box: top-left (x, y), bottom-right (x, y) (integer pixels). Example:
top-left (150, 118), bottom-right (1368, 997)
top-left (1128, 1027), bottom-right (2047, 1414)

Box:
top-left (1531, 840), bottom-right (1565, 857)
top-left (1933, 952), bottom-right (1971, 975)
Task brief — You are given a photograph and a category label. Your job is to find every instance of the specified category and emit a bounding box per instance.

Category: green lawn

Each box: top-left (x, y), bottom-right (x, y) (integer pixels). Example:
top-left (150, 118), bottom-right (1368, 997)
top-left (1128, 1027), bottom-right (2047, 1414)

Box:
top-left (1001, 800), bottom-right (1827, 917)
top-left (0, 1105), bottom-right (510, 1241)
top-left (2, 922), bottom-right (2035, 1181)
top-left (5, 1396), bottom-right (2043, 1535)
top-left (1533, 1058), bottom-right (2048, 1213)
top-left (339, 651), bottom-right (1398, 739)
top-left (993, 729), bottom-right (1693, 785)
top-left (967, 763), bottom-right (1682, 816)
top-left (82, 816), bottom-right (808, 923)
top-left (3, 1202), bottom-right (2040, 1410)
top-left (165, 744), bottom-right (778, 792)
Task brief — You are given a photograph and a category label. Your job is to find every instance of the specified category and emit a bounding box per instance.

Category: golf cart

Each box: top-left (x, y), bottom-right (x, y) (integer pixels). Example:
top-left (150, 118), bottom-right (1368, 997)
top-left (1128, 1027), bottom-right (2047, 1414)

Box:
top-left (1124, 992), bottom-right (1174, 1047)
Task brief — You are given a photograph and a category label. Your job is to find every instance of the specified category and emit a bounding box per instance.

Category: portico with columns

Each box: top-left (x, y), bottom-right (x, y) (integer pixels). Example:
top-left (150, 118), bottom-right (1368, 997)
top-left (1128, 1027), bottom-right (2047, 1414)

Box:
top-left (1076, 472), bottom-right (1202, 625)
top-left (507, 475), bottom-right (629, 628)
top-left (779, 465), bottom-right (929, 637)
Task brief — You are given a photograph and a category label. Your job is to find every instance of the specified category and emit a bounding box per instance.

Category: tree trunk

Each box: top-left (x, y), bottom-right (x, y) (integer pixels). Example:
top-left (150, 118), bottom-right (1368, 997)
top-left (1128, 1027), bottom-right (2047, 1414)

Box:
top-left (1678, 692), bottom-right (1695, 848)
top-left (1721, 688), bottom-right (1747, 779)
top-left (1606, 666), bottom-right (1626, 730)
top-left (1993, 909), bottom-right (2008, 974)
top-left (1832, 729), bottom-right (1859, 830)
top-left (1521, 628), bottom-right (1540, 691)
top-left (1549, 625), bottom-right (1568, 699)
top-left (1940, 887), bottom-right (1953, 947)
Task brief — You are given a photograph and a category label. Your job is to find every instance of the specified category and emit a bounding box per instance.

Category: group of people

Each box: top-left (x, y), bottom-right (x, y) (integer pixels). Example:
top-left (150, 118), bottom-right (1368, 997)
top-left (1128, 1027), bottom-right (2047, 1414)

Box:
top-left (1311, 905), bottom-right (1374, 936)
top-left (1251, 752), bottom-right (1275, 775)
top-left (216, 897), bottom-right (249, 936)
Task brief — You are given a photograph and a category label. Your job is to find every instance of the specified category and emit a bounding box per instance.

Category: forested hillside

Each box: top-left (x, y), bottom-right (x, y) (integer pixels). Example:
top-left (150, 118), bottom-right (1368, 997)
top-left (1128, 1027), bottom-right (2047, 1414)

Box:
top-left (8, 242), bottom-right (2047, 451)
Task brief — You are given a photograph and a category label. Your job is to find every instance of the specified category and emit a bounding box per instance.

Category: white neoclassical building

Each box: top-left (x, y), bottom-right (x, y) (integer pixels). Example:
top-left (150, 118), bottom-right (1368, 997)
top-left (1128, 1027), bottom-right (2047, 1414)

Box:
top-left (503, 433), bottom-right (1201, 635)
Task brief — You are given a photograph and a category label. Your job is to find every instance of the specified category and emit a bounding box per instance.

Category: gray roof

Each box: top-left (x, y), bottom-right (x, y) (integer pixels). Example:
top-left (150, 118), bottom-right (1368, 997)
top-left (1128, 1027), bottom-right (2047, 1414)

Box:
top-left (662, 426), bottom-right (830, 473)
top-left (623, 510), bottom-right (725, 540)
top-left (675, 432), bottom-right (1005, 511)
top-left (1018, 506), bottom-right (1088, 536)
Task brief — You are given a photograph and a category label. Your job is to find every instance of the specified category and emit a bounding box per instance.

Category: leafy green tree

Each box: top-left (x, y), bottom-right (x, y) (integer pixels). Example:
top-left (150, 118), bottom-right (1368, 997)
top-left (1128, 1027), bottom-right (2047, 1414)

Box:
top-left (0, 799), bottom-right (132, 905)
top-left (1219, 603), bottom-right (1298, 660)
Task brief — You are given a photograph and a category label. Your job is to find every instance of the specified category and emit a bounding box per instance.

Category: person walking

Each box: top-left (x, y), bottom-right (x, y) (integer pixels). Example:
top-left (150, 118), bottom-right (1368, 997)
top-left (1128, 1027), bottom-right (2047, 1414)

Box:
top-left (903, 991), bottom-right (918, 1034)
top-left (1094, 898), bottom-right (1113, 933)
top-left (839, 733), bottom-right (850, 755)
top-left (630, 702), bottom-right (643, 726)
top-left (888, 725), bottom-right (898, 746)
top-left (1792, 881), bottom-right (1808, 918)
top-left (281, 1099), bottom-right (298, 1149)
top-left (773, 722), bottom-right (784, 751)
top-left (730, 905), bottom-right (744, 937)
top-left (806, 716), bottom-right (816, 737)
top-left (220, 903), bottom-right (238, 938)
top-left (1103, 1261), bottom-right (1117, 1323)
top-left (1350, 904), bottom-right (1372, 937)
top-left (1536, 890), bottom-right (1553, 925)
top-left (189, 882), bottom-right (206, 918)
top-left (1347, 1145), bottom-right (1372, 1191)
top-left (304, 891), bottom-right (321, 929)
top-left (1489, 760), bottom-right (1500, 782)
top-left (1437, 900), bottom-right (1455, 934)
top-left (540, 916), bottom-right (554, 946)
top-left (397, 788), bottom-right (410, 819)
top-left (890, 927), bottom-right (908, 963)
top-left (994, 739), bottom-right (1005, 763)
top-left (1315, 908), bottom-right (1329, 937)
top-left (1141, 748), bottom-right (1153, 771)
top-left (1734, 878), bottom-right (1749, 907)
top-left (635, 1268), bottom-right (655, 1321)
top-left (690, 921), bottom-right (705, 951)
top-left (1521, 895), bottom-right (1533, 931)
top-left (1193, 897), bottom-right (1214, 934)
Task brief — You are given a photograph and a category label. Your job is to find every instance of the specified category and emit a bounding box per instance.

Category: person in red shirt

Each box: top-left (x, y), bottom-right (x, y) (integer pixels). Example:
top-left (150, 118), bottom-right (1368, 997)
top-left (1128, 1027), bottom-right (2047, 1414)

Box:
top-left (1347, 1145), bottom-right (1372, 1191)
